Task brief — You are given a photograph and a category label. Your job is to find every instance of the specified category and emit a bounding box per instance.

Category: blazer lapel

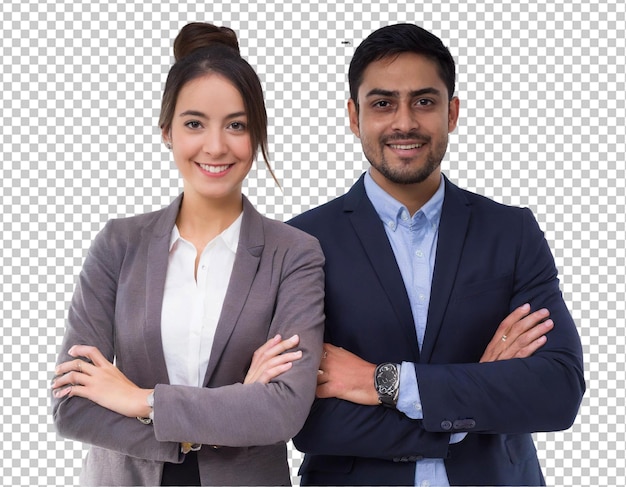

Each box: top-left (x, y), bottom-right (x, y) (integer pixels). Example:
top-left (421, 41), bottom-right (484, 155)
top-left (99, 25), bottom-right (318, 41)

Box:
top-left (345, 176), bottom-right (420, 360)
top-left (420, 177), bottom-right (471, 362)
top-left (143, 195), bottom-right (183, 385)
top-left (202, 196), bottom-right (263, 386)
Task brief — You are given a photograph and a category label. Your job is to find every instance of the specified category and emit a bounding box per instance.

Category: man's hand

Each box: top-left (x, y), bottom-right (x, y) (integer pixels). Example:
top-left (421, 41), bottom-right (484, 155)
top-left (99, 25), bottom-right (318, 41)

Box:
top-left (316, 343), bottom-right (378, 405)
top-left (52, 345), bottom-right (153, 418)
top-left (480, 304), bottom-right (553, 363)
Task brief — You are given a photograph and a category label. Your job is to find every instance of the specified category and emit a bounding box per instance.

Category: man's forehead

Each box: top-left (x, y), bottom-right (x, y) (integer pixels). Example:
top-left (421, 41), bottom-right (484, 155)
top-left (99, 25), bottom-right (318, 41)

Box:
top-left (359, 53), bottom-right (446, 94)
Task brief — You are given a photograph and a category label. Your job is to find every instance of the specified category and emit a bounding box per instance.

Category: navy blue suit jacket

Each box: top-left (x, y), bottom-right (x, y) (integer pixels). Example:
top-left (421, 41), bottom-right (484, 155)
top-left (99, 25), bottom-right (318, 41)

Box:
top-left (289, 174), bottom-right (585, 486)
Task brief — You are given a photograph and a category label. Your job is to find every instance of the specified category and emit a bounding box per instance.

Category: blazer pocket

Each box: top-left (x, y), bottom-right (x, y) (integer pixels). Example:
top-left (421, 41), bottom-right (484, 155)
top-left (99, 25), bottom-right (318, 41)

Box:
top-left (450, 274), bottom-right (513, 304)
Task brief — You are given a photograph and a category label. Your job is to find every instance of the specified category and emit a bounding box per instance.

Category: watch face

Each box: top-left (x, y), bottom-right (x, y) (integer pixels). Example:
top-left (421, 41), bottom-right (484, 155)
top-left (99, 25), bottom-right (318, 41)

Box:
top-left (376, 364), bottom-right (399, 395)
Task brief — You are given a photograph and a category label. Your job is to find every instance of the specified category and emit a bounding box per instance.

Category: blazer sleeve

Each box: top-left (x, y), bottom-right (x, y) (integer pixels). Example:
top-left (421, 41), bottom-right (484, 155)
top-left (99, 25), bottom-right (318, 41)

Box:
top-left (151, 235), bottom-right (326, 447)
top-left (51, 221), bottom-right (181, 463)
top-left (416, 208), bottom-right (585, 435)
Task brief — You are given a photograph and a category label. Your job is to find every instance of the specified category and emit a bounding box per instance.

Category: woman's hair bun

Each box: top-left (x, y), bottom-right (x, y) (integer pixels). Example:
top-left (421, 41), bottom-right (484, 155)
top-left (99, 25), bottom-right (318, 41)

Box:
top-left (173, 22), bottom-right (240, 61)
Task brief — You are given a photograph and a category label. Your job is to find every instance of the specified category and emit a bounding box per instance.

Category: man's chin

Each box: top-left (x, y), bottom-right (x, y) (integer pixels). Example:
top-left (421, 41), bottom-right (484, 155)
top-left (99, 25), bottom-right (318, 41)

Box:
top-left (377, 165), bottom-right (439, 185)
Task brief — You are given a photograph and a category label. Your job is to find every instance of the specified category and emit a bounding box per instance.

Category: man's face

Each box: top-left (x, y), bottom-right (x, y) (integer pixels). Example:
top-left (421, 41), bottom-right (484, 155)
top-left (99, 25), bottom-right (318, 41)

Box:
top-left (348, 52), bottom-right (459, 191)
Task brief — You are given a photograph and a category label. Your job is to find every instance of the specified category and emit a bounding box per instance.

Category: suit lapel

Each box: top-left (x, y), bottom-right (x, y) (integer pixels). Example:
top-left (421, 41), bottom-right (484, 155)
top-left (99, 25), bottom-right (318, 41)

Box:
top-left (346, 177), bottom-right (420, 360)
top-left (202, 196), bottom-right (263, 386)
top-left (143, 195), bottom-right (183, 385)
top-left (420, 178), bottom-right (471, 362)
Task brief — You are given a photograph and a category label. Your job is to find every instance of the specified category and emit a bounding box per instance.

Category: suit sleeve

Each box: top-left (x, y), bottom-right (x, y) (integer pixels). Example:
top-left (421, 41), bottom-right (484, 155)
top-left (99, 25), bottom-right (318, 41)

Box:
top-left (51, 221), bottom-right (181, 463)
top-left (151, 236), bottom-right (326, 447)
top-left (293, 397), bottom-right (451, 460)
top-left (416, 208), bottom-right (585, 435)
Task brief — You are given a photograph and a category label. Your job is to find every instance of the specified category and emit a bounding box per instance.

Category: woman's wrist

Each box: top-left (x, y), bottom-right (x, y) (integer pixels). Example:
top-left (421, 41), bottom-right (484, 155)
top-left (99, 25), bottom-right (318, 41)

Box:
top-left (135, 389), bottom-right (155, 419)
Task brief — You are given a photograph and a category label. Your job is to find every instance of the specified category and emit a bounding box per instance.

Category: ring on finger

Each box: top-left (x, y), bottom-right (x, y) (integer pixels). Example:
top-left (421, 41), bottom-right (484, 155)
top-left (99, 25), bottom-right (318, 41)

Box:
top-left (77, 361), bottom-right (82, 373)
top-left (501, 335), bottom-right (508, 342)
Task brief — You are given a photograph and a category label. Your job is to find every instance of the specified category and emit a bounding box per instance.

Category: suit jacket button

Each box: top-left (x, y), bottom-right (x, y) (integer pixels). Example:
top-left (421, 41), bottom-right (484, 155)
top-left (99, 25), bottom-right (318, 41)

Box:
top-left (453, 419), bottom-right (476, 429)
top-left (441, 420), bottom-right (453, 431)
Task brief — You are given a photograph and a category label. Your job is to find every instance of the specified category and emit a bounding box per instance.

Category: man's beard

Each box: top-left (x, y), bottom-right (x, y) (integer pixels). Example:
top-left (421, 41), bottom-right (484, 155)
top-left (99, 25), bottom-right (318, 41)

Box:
top-left (364, 133), bottom-right (448, 185)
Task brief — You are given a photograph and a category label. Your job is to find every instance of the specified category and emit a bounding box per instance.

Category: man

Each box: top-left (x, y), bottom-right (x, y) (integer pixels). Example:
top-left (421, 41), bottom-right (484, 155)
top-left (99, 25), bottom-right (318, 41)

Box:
top-left (289, 24), bottom-right (585, 486)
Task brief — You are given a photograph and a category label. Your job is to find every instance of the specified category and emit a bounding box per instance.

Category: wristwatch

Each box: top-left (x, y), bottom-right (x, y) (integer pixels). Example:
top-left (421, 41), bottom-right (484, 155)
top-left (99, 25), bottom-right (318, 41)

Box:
top-left (374, 363), bottom-right (400, 407)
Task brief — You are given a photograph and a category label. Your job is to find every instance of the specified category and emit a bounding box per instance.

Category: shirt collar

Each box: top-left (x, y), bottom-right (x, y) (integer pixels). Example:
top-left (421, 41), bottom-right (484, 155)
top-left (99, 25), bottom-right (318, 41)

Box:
top-left (364, 170), bottom-right (445, 231)
top-left (169, 211), bottom-right (243, 253)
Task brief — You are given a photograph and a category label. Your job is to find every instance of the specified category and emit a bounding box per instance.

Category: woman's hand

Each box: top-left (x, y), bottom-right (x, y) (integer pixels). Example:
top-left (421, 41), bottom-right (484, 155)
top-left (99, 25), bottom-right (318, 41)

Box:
top-left (52, 345), bottom-right (153, 418)
top-left (480, 304), bottom-right (554, 363)
top-left (244, 334), bottom-right (302, 384)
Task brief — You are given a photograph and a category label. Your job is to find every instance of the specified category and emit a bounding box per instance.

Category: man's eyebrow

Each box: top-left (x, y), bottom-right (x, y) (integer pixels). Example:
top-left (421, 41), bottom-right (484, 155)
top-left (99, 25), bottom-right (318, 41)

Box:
top-left (365, 87), bottom-right (442, 98)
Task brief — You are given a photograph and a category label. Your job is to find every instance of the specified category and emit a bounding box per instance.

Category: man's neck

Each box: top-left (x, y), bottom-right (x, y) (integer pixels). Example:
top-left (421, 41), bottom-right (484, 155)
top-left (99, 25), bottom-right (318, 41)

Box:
top-left (368, 168), bottom-right (441, 216)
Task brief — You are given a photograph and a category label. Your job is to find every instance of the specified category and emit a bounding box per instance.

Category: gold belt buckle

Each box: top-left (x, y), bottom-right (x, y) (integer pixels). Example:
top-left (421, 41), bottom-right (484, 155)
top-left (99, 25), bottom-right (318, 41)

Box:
top-left (181, 442), bottom-right (202, 454)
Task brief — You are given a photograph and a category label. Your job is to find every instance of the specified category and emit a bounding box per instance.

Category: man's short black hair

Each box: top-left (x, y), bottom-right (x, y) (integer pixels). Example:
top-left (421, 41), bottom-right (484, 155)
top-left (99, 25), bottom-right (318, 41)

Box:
top-left (348, 24), bottom-right (456, 103)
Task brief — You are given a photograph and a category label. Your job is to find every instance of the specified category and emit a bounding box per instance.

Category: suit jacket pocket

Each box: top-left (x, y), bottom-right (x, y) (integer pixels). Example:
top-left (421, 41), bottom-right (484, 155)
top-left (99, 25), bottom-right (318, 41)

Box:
top-left (505, 434), bottom-right (537, 464)
top-left (298, 454), bottom-right (354, 475)
top-left (450, 273), bottom-right (513, 304)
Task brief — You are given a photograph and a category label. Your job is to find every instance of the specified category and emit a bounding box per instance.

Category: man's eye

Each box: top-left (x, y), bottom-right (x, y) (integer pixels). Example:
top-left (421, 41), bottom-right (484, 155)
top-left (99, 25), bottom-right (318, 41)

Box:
top-left (416, 99), bottom-right (433, 106)
top-left (374, 100), bottom-right (392, 108)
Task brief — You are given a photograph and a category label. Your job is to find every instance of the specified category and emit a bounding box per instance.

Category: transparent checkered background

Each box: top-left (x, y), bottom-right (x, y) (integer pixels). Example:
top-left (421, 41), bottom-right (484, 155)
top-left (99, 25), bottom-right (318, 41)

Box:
top-left (1, 0), bottom-right (624, 485)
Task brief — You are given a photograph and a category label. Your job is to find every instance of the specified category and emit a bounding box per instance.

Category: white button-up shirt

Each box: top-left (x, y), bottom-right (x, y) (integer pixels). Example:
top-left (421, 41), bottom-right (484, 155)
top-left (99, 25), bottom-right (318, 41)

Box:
top-left (160, 214), bottom-right (242, 387)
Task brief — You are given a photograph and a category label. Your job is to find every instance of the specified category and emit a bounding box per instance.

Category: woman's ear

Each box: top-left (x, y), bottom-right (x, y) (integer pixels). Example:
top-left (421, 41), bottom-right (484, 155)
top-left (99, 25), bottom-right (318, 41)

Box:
top-left (162, 127), bottom-right (172, 149)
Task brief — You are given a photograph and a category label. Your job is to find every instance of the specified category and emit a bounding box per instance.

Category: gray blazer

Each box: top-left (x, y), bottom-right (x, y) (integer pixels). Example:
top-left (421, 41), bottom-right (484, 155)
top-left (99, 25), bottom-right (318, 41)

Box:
top-left (52, 195), bottom-right (325, 486)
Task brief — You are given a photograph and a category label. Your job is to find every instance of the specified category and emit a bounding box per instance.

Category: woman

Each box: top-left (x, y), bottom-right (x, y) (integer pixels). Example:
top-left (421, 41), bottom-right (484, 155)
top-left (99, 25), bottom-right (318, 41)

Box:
top-left (51, 22), bottom-right (325, 486)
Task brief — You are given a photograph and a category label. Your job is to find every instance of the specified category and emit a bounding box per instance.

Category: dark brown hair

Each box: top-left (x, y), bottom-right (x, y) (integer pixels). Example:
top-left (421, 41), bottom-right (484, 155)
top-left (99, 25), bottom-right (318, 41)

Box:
top-left (160, 22), bottom-right (277, 185)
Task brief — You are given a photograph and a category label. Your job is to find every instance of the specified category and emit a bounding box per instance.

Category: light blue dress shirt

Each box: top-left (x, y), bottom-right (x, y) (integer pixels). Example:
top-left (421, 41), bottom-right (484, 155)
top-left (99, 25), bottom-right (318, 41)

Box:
top-left (364, 171), bottom-right (464, 487)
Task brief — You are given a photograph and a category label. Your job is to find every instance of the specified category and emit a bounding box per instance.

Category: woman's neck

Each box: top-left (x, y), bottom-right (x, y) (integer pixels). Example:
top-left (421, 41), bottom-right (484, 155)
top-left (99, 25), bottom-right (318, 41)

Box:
top-left (176, 192), bottom-right (243, 251)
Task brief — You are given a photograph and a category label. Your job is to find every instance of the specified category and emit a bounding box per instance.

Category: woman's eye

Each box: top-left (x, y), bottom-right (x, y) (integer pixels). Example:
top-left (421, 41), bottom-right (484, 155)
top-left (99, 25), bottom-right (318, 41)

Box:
top-left (185, 120), bottom-right (202, 129)
top-left (229, 122), bottom-right (247, 131)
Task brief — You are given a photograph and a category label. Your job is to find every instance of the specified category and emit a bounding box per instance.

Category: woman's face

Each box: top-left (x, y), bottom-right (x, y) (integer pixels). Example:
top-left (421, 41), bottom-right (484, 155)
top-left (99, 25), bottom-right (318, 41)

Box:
top-left (164, 74), bottom-right (254, 204)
